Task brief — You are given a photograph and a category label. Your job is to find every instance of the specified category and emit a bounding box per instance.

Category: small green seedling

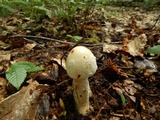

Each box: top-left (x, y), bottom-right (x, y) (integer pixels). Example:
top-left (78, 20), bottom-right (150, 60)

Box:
top-left (66, 34), bottom-right (83, 42)
top-left (119, 93), bottom-right (126, 106)
top-left (6, 61), bottom-right (44, 89)
top-left (66, 34), bottom-right (100, 43)
top-left (86, 37), bottom-right (100, 44)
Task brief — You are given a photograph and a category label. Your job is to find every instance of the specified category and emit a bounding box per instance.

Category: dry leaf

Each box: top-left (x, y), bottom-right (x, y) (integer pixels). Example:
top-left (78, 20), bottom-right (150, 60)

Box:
top-left (0, 51), bottom-right (11, 61)
top-left (0, 41), bottom-right (11, 49)
top-left (123, 79), bottom-right (143, 96)
top-left (24, 43), bottom-right (37, 51)
top-left (58, 98), bottom-right (66, 117)
top-left (53, 58), bottom-right (66, 70)
top-left (0, 77), bottom-right (7, 101)
top-left (121, 54), bottom-right (133, 67)
top-left (103, 34), bottom-right (147, 56)
top-left (113, 79), bottom-right (143, 103)
top-left (126, 34), bottom-right (147, 56)
top-left (85, 25), bottom-right (101, 31)
top-left (0, 81), bottom-right (42, 120)
top-left (103, 44), bottom-right (122, 53)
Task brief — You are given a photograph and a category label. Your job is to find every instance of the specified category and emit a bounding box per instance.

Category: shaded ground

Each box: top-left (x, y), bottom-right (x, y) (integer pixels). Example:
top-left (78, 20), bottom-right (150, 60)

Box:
top-left (0, 3), bottom-right (160, 120)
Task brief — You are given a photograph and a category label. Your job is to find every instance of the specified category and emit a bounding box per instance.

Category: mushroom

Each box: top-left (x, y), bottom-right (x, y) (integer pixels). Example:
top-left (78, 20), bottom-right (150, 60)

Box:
top-left (66, 46), bottom-right (97, 115)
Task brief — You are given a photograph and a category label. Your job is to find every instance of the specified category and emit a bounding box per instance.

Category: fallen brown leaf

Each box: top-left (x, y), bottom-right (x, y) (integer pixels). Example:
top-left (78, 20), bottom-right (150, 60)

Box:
top-left (0, 80), bottom-right (42, 120)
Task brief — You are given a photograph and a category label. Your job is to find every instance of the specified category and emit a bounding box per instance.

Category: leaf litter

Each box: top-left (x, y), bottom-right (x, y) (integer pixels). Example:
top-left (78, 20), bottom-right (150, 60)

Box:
top-left (0, 3), bottom-right (160, 120)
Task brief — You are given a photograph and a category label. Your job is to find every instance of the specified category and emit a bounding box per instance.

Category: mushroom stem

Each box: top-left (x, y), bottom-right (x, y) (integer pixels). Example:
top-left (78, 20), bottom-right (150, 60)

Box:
top-left (73, 78), bottom-right (90, 115)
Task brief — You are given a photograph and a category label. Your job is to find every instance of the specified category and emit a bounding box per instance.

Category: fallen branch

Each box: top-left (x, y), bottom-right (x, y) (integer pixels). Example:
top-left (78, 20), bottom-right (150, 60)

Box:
top-left (10, 35), bottom-right (102, 47)
top-left (10, 35), bottom-right (123, 47)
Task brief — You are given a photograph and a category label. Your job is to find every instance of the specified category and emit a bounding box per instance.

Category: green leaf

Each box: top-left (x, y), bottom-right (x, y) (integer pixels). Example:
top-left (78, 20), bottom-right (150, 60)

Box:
top-left (6, 66), bottom-right (27, 89)
top-left (6, 61), bottom-right (44, 89)
top-left (146, 45), bottom-right (160, 54)
top-left (12, 61), bottom-right (44, 72)
top-left (73, 36), bottom-right (83, 41)
top-left (66, 34), bottom-right (83, 42)
top-left (9, 0), bottom-right (29, 9)
top-left (88, 37), bottom-right (100, 43)
top-left (66, 34), bottom-right (73, 38)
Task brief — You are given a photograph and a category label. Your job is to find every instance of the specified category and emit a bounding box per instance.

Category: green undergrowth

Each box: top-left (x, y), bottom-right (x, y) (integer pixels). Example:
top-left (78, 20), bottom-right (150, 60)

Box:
top-left (0, 0), bottom-right (159, 19)
top-left (0, 0), bottom-right (98, 21)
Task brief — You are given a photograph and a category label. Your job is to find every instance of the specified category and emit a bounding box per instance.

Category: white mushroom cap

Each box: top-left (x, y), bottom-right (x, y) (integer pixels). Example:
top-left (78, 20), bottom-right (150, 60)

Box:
top-left (66, 46), bottom-right (97, 80)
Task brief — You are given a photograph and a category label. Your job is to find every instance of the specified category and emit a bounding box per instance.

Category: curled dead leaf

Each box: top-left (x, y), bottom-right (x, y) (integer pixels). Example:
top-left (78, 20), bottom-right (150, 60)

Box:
top-left (126, 34), bottom-right (147, 56)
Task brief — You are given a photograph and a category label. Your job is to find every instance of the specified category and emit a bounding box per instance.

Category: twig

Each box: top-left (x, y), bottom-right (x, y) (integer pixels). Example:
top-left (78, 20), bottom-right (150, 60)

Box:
top-left (150, 14), bottom-right (160, 30)
top-left (10, 35), bottom-right (75, 45)
top-left (10, 35), bottom-right (123, 47)
top-left (110, 113), bottom-right (130, 117)
top-left (10, 35), bottom-right (102, 47)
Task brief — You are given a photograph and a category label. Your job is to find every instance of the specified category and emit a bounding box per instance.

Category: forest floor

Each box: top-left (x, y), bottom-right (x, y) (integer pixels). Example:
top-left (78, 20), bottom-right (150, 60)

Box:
top-left (0, 3), bottom-right (160, 120)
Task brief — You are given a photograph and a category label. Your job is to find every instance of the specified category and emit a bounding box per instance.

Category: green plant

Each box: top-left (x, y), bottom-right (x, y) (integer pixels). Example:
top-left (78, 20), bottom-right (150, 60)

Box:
top-left (22, 5), bottom-right (52, 21)
top-left (66, 34), bottom-right (100, 43)
top-left (53, 0), bottom-right (97, 21)
top-left (0, 4), bottom-right (16, 17)
top-left (0, 0), bottom-right (29, 17)
top-left (0, 0), bottom-right (52, 20)
top-left (0, 0), bottom-right (99, 23)
top-left (6, 61), bottom-right (44, 89)
top-left (8, 0), bottom-right (29, 9)
top-left (66, 34), bottom-right (83, 42)
top-left (144, 0), bottom-right (160, 7)
top-left (146, 45), bottom-right (160, 54)
top-left (87, 37), bottom-right (100, 44)
top-left (119, 93), bottom-right (126, 106)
